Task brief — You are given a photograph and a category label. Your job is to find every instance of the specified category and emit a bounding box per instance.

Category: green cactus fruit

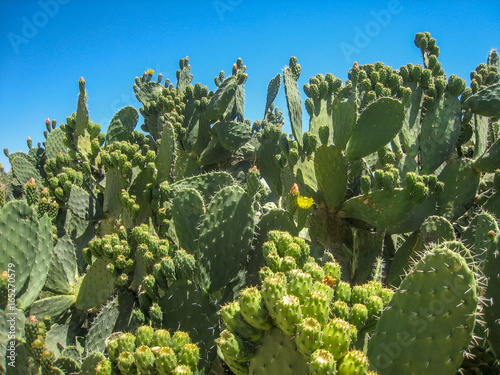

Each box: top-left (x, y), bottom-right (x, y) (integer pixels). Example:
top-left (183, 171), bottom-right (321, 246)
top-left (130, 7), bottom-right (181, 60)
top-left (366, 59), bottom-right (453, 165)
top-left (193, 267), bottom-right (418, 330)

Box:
top-left (95, 359), bottom-right (113, 375)
top-left (40, 349), bottom-right (56, 371)
top-left (264, 251), bottom-right (281, 273)
top-left (287, 270), bottom-right (313, 302)
top-left (25, 177), bottom-right (40, 206)
top-left (349, 303), bottom-right (368, 329)
top-left (117, 332), bottom-right (136, 355)
top-left (335, 280), bottom-right (352, 303)
top-left (155, 346), bottom-right (178, 375)
top-left (324, 261), bottom-right (341, 280)
top-left (173, 365), bottom-right (193, 374)
top-left (117, 351), bottom-right (137, 375)
top-left (331, 300), bottom-right (350, 321)
top-left (150, 329), bottom-right (171, 347)
top-left (302, 290), bottom-right (330, 325)
top-left (173, 249), bottom-right (196, 280)
top-left (106, 338), bottom-right (120, 362)
top-left (351, 285), bottom-right (369, 305)
top-left (142, 274), bottom-right (159, 300)
top-left (178, 343), bottom-right (200, 369)
top-left (284, 242), bottom-right (302, 260)
top-left (295, 317), bottom-right (323, 357)
top-left (239, 286), bottom-right (273, 330)
top-left (308, 349), bottom-right (337, 375)
top-left (322, 318), bottom-right (354, 360)
top-left (220, 301), bottom-right (262, 341)
top-left (217, 329), bottom-right (255, 362)
top-left (170, 331), bottom-right (191, 353)
top-left (337, 349), bottom-right (369, 375)
top-left (261, 273), bottom-right (287, 317)
top-left (134, 345), bottom-right (156, 374)
top-left (280, 255), bottom-right (298, 273)
top-left (366, 295), bottom-right (384, 320)
top-left (275, 294), bottom-right (303, 336)
top-left (135, 325), bottom-right (154, 347)
top-left (149, 303), bottom-right (163, 328)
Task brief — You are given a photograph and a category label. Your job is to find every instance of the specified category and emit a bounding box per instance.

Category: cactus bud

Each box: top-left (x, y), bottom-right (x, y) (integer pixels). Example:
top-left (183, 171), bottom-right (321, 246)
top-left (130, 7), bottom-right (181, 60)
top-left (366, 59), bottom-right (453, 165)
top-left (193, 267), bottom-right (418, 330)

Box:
top-left (295, 317), bottom-right (323, 356)
top-left (155, 347), bottom-right (177, 375)
top-left (322, 318), bottom-right (354, 360)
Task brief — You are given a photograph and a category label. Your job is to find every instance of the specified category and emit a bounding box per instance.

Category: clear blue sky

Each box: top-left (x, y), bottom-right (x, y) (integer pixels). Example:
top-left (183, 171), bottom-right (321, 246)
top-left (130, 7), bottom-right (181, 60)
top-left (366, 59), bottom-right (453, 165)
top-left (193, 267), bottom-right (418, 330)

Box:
top-left (1, 0), bottom-right (499, 171)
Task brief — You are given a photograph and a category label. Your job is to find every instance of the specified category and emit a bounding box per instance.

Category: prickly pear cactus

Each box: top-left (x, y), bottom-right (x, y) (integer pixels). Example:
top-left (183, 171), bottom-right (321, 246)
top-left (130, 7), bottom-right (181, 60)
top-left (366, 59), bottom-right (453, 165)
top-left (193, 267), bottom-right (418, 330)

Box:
top-left (367, 245), bottom-right (479, 374)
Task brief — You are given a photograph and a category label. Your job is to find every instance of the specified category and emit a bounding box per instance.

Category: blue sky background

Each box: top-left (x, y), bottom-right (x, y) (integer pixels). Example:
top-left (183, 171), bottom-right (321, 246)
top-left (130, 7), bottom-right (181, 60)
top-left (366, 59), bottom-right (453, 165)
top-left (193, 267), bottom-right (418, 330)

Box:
top-left (1, 0), bottom-right (499, 171)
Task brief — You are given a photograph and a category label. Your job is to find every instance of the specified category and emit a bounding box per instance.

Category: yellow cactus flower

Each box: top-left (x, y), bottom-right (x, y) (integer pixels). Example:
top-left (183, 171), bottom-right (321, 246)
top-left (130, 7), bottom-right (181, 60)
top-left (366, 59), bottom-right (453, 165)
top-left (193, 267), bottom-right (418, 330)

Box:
top-left (147, 69), bottom-right (155, 75)
top-left (297, 196), bottom-right (314, 210)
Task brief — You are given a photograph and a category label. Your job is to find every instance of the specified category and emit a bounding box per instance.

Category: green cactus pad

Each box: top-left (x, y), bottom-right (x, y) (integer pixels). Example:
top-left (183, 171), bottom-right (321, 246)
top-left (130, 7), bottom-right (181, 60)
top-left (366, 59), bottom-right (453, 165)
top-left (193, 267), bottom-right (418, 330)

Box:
top-left (169, 171), bottom-right (234, 203)
top-left (212, 121), bottom-right (253, 151)
top-left (294, 158), bottom-right (319, 202)
top-left (45, 128), bottom-right (67, 160)
top-left (197, 185), bottom-right (255, 293)
top-left (159, 281), bottom-right (219, 372)
top-left (80, 352), bottom-right (107, 375)
top-left (0, 201), bottom-right (39, 294)
top-left (68, 185), bottom-right (91, 220)
top-left (198, 135), bottom-right (233, 166)
top-left (483, 232), bottom-right (500, 356)
top-left (30, 295), bottom-right (76, 322)
top-left (45, 234), bottom-right (77, 294)
top-left (368, 246), bottom-right (478, 374)
top-left (345, 98), bottom-right (404, 161)
top-left (473, 136), bottom-right (500, 173)
top-left (463, 82), bottom-right (500, 117)
top-left (420, 93), bottom-right (462, 173)
top-left (172, 188), bottom-right (205, 254)
top-left (257, 137), bottom-right (283, 197)
top-left (331, 95), bottom-right (357, 150)
top-left (314, 145), bottom-right (348, 210)
top-left (75, 257), bottom-right (117, 311)
top-left (436, 159), bottom-right (480, 221)
top-left (265, 73), bottom-right (281, 115)
top-left (283, 65), bottom-right (303, 147)
top-left (340, 189), bottom-right (413, 230)
top-left (85, 292), bottom-right (136, 353)
top-left (11, 155), bottom-right (42, 186)
top-left (248, 327), bottom-right (308, 375)
top-left (105, 106), bottom-right (139, 145)
top-left (400, 83), bottom-right (424, 157)
top-left (173, 151), bottom-right (200, 181)
top-left (462, 212), bottom-right (499, 262)
top-left (206, 75), bottom-right (239, 121)
top-left (156, 121), bottom-right (176, 183)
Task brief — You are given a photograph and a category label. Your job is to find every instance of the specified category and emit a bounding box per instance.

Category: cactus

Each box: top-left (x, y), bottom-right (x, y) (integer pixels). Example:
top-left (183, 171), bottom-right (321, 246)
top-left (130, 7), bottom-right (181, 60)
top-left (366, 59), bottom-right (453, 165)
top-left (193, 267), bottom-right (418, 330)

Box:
top-left (367, 245), bottom-right (479, 374)
top-left (2, 31), bottom-right (500, 373)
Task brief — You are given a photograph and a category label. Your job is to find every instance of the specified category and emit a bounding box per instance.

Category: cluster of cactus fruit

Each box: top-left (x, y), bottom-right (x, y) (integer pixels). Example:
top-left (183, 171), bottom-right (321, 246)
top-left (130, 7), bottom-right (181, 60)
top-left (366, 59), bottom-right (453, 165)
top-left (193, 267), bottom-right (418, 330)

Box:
top-left (1, 31), bottom-right (500, 374)
top-left (216, 230), bottom-right (392, 375)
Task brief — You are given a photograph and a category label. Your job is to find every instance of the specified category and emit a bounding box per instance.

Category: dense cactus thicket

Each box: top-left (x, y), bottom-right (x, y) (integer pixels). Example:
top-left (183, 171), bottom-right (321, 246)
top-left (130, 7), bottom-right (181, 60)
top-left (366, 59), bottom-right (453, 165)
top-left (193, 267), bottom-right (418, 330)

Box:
top-left (1, 32), bottom-right (500, 374)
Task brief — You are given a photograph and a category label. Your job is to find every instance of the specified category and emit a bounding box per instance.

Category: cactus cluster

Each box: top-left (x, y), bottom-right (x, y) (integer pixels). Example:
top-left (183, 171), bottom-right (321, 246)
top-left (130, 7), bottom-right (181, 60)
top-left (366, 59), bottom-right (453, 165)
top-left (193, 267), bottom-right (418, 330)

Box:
top-left (99, 325), bottom-right (200, 375)
top-left (1, 32), bottom-right (500, 374)
top-left (216, 230), bottom-right (390, 375)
